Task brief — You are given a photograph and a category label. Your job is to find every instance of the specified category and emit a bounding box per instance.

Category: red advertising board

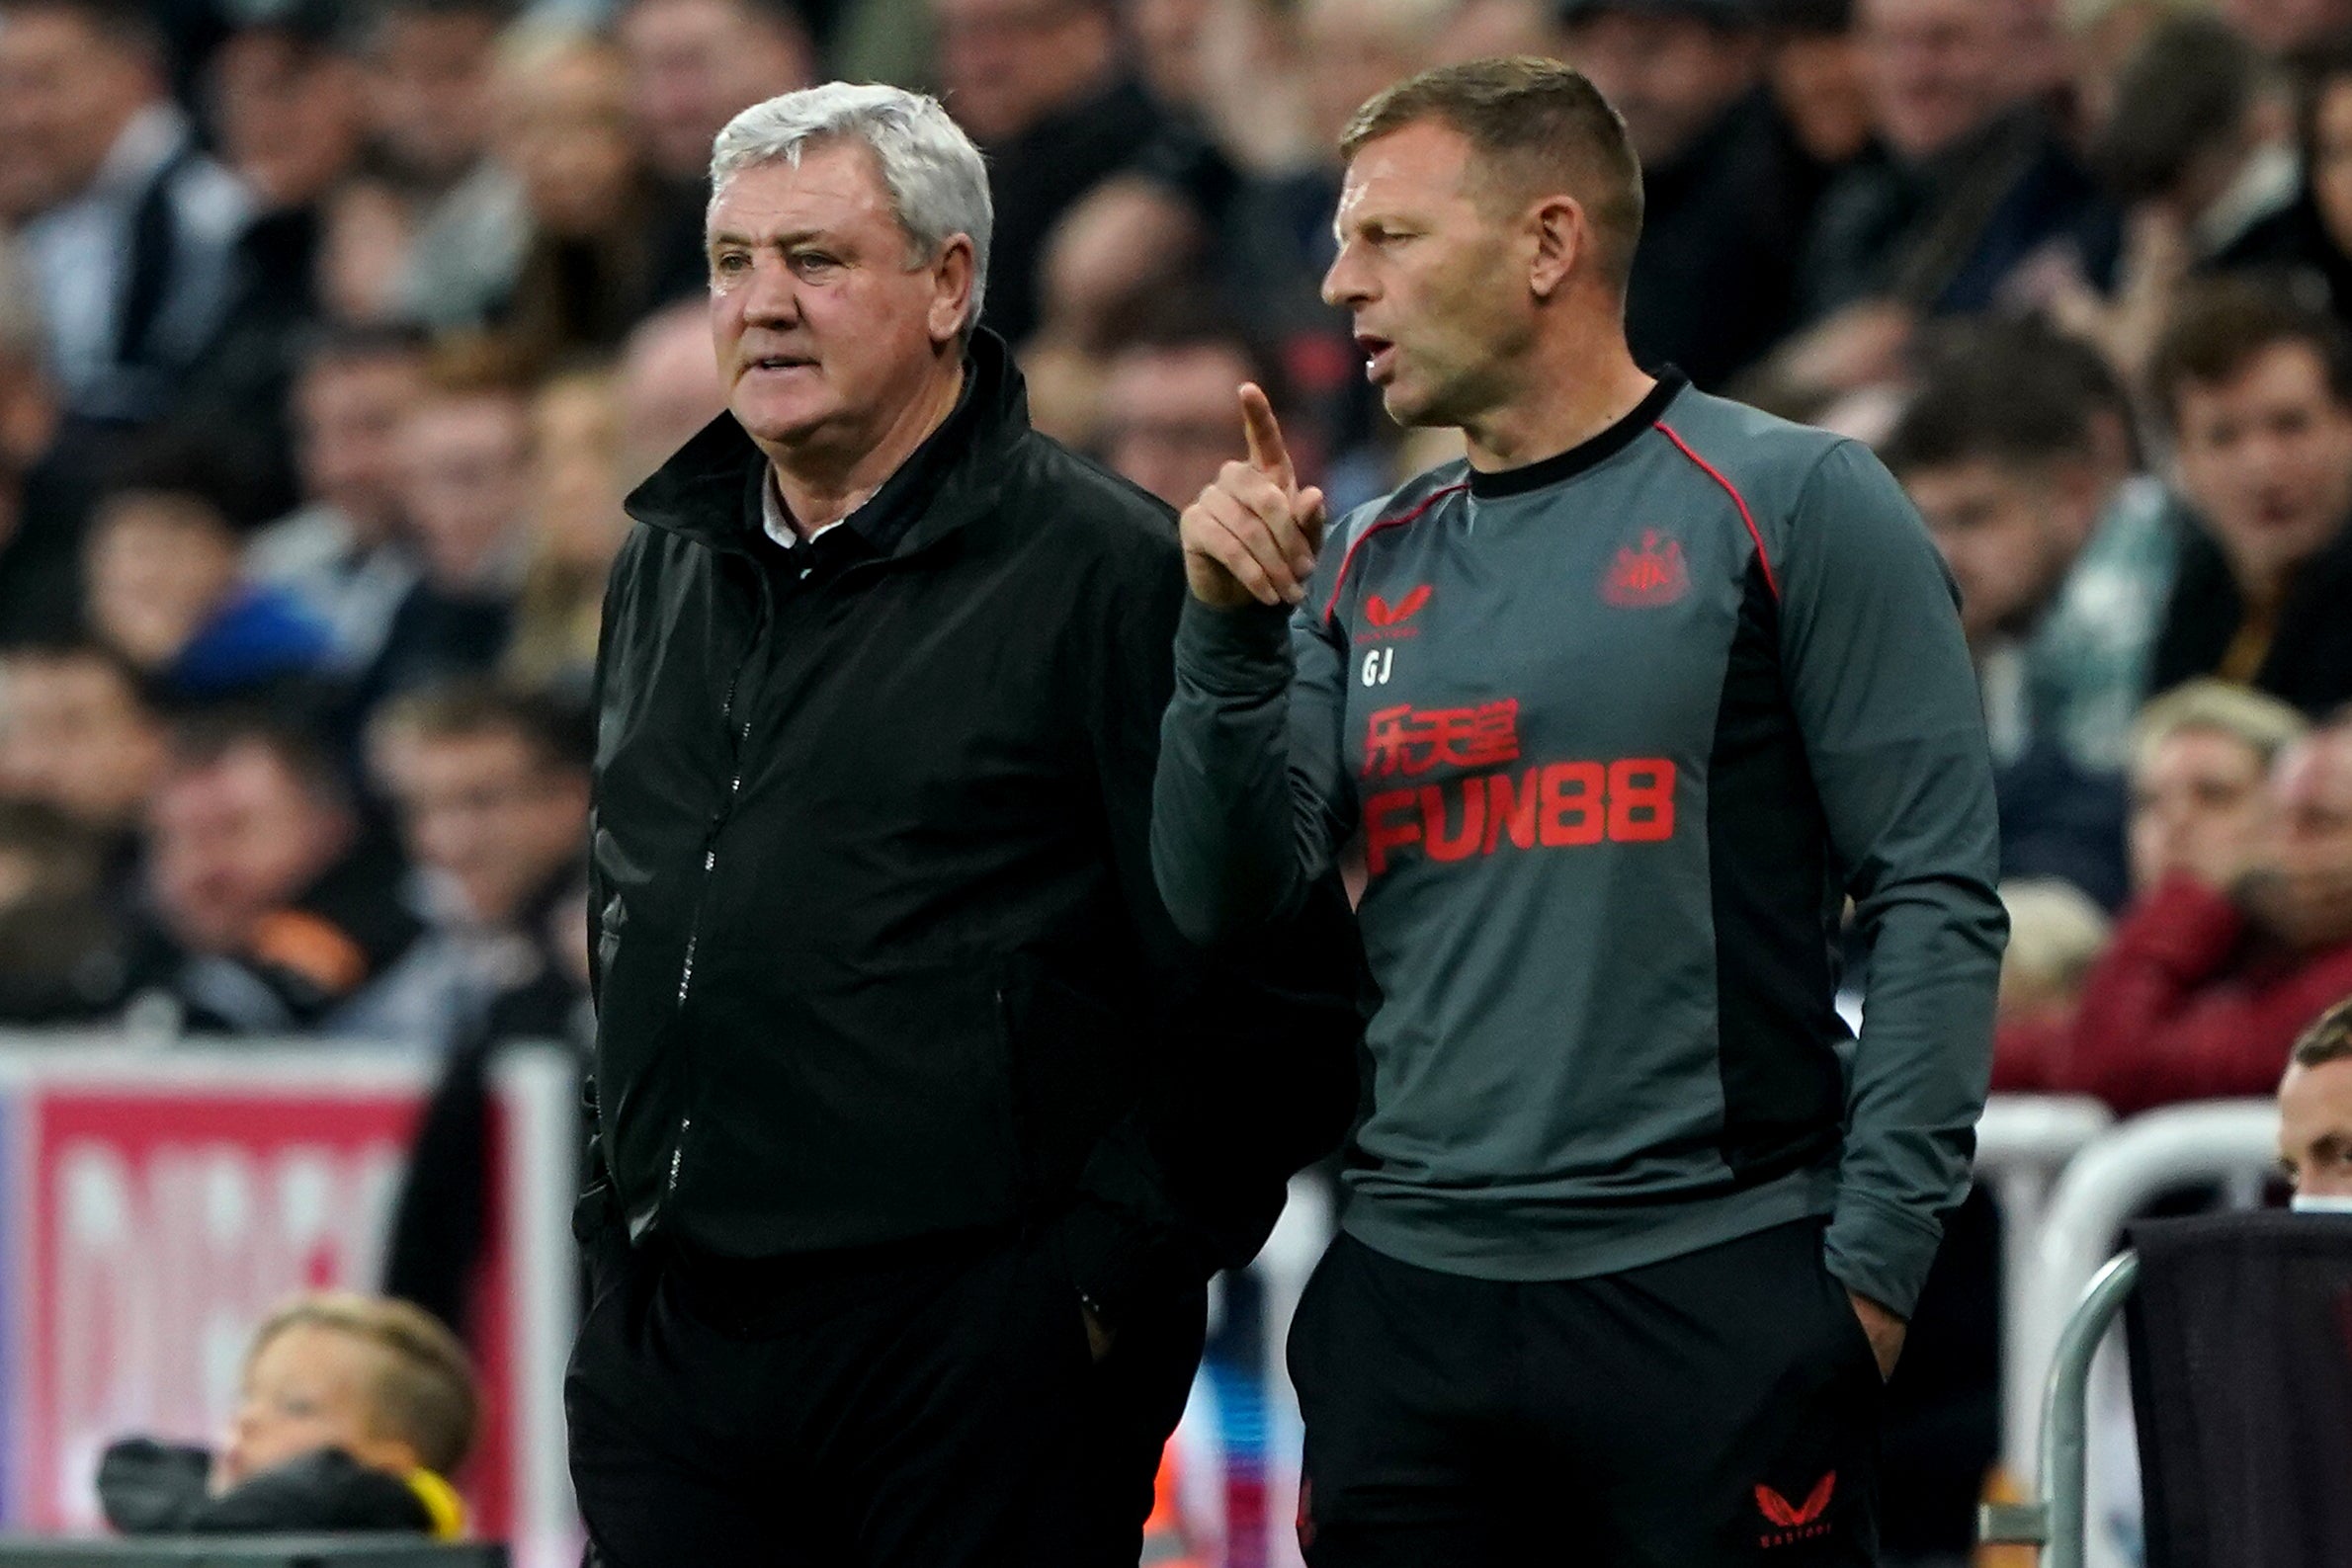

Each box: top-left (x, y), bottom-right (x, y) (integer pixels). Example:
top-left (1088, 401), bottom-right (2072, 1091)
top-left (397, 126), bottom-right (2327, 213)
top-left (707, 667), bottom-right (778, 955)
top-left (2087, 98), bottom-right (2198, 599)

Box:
top-left (0, 1046), bottom-right (578, 1567)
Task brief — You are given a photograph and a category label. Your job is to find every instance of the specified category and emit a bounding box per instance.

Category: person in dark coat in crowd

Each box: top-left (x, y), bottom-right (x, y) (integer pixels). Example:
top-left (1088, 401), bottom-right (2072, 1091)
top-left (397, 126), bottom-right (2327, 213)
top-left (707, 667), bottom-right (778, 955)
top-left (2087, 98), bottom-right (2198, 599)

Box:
top-left (931, 0), bottom-right (1169, 344)
top-left (1800, 0), bottom-right (2116, 320)
top-left (374, 680), bottom-right (595, 1337)
top-left (126, 705), bottom-right (427, 1037)
top-left (1564, 0), bottom-right (1821, 387)
top-left (2146, 278), bottom-right (2352, 716)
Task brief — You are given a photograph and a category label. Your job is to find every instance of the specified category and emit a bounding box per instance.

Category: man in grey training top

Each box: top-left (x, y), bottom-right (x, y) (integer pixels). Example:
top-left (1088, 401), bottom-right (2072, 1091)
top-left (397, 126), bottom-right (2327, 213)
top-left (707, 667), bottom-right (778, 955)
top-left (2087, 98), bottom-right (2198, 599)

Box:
top-left (1152, 56), bottom-right (2006, 1567)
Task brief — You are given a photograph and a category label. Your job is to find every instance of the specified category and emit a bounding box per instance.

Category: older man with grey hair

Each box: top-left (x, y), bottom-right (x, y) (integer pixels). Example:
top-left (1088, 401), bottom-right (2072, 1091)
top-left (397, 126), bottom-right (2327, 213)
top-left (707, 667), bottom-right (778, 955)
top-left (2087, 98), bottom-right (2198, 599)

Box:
top-left (563, 82), bottom-right (1365, 1567)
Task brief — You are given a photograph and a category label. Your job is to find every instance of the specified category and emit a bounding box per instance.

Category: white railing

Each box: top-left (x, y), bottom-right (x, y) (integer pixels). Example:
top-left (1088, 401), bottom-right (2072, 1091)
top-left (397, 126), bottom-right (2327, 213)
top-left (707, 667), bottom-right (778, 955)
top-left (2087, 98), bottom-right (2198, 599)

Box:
top-left (1974, 1095), bottom-right (2115, 1478)
top-left (2004, 1100), bottom-right (2283, 1568)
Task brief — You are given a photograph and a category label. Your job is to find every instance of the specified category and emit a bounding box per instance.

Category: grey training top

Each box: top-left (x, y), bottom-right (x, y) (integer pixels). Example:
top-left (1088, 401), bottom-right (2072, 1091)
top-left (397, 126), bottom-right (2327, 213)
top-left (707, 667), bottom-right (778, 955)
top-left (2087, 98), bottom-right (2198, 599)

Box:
top-left (1150, 373), bottom-right (2006, 1316)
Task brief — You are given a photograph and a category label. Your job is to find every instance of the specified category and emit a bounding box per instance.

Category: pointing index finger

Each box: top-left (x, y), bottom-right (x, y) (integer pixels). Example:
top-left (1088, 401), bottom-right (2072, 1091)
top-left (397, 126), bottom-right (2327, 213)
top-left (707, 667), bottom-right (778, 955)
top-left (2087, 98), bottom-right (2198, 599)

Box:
top-left (1238, 382), bottom-right (1296, 492)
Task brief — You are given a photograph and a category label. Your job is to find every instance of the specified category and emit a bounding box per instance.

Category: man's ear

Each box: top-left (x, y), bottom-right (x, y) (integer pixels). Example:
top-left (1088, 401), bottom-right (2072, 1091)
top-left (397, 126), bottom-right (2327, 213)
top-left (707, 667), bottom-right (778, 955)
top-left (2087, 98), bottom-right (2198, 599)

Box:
top-left (929, 236), bottom-right (978, 346)
top-left (1527, 195), bottom-right (1585, 301)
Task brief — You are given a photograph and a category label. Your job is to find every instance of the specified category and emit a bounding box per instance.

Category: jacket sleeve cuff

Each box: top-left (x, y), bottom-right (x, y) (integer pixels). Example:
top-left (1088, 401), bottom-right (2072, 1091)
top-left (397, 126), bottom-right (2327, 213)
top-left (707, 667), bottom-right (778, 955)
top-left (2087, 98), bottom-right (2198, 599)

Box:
top-left (1174, 597), bottom-right (1295, 696)
top-left (1822, 1189), bottom-right (1945, 1319)
top-left (1048, 1195), bottom-right (1212, 1328)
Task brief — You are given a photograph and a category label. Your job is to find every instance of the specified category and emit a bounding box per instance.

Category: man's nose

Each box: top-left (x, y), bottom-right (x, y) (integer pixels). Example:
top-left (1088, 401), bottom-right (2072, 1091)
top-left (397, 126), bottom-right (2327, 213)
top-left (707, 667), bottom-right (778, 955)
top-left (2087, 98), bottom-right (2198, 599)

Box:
top-left (1321, 247), bottom-right (1367, 311)
top-left (740, 257), bottom-right (802, 325)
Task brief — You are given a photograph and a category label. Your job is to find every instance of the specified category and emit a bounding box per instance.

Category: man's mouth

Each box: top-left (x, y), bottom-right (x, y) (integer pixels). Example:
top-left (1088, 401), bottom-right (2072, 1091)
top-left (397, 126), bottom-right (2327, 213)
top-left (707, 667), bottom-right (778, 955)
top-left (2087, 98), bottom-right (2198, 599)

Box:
top-left (747, 354), bottom-right (814, 373)
top-left (1355, 333), bottom-right (1395, 381)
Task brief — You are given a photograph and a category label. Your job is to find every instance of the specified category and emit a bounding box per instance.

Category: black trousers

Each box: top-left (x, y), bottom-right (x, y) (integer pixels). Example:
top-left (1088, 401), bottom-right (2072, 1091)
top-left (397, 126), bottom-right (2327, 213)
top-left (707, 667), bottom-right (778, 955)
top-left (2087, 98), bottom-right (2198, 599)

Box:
top-left (565, 1222), bottom-right (1205, 1567)
top-left (1289, 1220), bottom-right (1884, 1567)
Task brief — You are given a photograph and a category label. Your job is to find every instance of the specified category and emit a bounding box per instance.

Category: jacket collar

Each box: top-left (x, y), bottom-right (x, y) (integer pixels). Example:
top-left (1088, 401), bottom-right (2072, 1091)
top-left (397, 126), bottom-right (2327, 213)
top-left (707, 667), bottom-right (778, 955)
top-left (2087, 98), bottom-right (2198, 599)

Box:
top-left (625, 328), bottom-right (1031, 560)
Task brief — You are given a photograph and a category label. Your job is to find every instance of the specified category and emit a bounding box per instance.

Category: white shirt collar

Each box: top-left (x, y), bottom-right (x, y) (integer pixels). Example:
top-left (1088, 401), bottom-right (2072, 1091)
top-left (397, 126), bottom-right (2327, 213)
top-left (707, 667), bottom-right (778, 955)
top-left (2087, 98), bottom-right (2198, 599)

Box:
top-left (762, 468), bottom-right (849, 549)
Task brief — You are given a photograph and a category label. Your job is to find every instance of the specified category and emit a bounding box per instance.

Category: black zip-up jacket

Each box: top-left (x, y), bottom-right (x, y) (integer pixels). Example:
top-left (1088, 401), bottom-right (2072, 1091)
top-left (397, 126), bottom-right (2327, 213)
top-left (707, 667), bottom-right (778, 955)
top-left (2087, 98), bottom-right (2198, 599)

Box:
top-left (586, 332), bottom-right (1367, 1317)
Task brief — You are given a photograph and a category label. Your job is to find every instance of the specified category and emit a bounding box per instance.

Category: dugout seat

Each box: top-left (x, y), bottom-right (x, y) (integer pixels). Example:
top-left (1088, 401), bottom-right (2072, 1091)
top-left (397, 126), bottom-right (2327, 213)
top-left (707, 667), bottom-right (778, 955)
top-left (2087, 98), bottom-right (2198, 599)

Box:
top-left (1981, 1210), bottom-right (2352, 1568)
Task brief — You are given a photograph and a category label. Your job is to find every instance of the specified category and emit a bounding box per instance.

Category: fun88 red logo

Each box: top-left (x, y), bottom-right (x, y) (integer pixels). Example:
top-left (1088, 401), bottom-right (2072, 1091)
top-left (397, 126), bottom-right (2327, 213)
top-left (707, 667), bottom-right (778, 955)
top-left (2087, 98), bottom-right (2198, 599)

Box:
top-left (1357, 701), bottom-right (1676, 875)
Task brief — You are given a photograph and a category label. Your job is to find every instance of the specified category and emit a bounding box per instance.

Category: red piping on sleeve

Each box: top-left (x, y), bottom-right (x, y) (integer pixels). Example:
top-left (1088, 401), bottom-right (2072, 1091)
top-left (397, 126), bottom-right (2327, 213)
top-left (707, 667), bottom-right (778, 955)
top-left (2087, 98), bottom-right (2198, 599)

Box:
top-left (1319, 481), bottom-right (1470, 624)
top-left (1654, 422), bottom-right (1780, 601)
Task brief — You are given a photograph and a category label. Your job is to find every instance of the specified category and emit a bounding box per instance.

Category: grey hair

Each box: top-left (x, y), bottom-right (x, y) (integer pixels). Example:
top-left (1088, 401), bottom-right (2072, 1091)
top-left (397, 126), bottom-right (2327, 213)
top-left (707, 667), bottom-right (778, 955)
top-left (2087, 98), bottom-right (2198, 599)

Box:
top-left (709, 83), bottom-right (993, 337)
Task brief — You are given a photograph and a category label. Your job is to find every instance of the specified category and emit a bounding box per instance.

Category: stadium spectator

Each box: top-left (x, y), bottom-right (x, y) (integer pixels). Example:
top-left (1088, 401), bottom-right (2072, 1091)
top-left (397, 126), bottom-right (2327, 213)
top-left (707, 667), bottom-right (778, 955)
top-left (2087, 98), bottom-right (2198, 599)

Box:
top-left (128, 707), bottom-right (427, 1037)
top-left (83, 443), bottom-right (332, 701)
top-left (618, 0), bottom-right (813, 297)
top-left (503, 371), bottom-right (628, 698)
top-left (1098, 300), bottom-right (1283, 507)
top-left (246, 326), bottom-right (430, 677)
top-left (622, 0), bottom-right (813, 189)
top-left (0, 0), bottom-right (255, 430)
top-left (0, 798), bottom-right (128, 1022)
top-left (98, 1291), bottom-right (477, 1538)
top-left (1881, 323), bottom-right (2178, 905)
top-left (1996, 877), bottom-right (2112, 1032)
top-left (1020, 179), bottom-right (1214, 446)
top-left (616, 298), bottom-right (728, 485)
top-left (1563, 0), bottom-right (1818, 387)
top-left (1997, 685), bottom-right (2352, 1112)
top-left (495, 36), bottom-right (675, 361)
top-left (934, 0), bottom-right (1171, 343)
top-left (361, 344), bottom-right (532, 705)
top-left (204, 0), bottom-right (368, 219)
top-left (2062, 16), bottom-right (2291, 383)
top-left (371, 682), bottom-right (589, 965)
top-left (2147, 279), bottom-right (2352, 715)
top-left (373, 681), bottom-right (591, 1333)
top-left (1128, 0), bottom-right (1218, 114)
top-left (181, 0), bottom-right (372, 516)
top-left (1797, 0), bottom-right (2116, 324)
top-left (2217, 39), bottom-right (2352, 329)
top-left (360, 0), bottom-right (529, 329)
top-left (2089, 16), bottom-right (2286, 269)
top-left (1762, 0), bottom-right (1872, 174)
top-left (0, 640), bottom-right (165, 840)
top-left (2279, 995), bottom-right (2352, 1201)
top-left (0, 638), bottom-right (159, 1012)
top-left (1213, 0), bottom-right (1451, 479)
top-left (0, 240), bottom-right (94, 647)
top-left (2220, 0), bottom-right (2352, 59)
top-left (2129, 683), bottom-right (2308, 897)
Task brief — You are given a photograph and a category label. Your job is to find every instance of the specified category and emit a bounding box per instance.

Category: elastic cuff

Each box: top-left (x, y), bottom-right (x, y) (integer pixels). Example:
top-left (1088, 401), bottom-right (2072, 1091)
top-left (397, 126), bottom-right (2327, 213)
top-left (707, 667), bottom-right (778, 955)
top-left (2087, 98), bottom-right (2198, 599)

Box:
top-left (1822, 1190), bottom-right (1944, 1319)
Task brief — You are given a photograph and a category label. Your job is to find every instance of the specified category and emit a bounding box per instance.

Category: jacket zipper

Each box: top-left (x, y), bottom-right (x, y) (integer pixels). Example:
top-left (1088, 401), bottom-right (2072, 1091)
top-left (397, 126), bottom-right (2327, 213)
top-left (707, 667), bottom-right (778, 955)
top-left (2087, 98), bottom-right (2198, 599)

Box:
top-left (661, 574), bottom-right (771, 1204)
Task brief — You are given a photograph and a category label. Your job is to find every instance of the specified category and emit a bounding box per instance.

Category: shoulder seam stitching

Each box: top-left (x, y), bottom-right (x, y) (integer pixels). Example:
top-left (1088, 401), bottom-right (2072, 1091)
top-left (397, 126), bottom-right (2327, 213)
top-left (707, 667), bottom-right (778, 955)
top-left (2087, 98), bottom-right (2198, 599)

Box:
top-left (1654, 421), bottom-right (1781, 602)
top-left (1319, 481), bottom-right (1470, 624)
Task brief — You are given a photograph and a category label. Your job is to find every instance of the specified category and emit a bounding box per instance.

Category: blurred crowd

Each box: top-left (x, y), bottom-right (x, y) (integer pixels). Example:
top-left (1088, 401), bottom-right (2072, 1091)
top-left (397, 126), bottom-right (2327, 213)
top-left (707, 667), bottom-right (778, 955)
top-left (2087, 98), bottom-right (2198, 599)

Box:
top-left (6, 0), bottom-right (2352, 1554)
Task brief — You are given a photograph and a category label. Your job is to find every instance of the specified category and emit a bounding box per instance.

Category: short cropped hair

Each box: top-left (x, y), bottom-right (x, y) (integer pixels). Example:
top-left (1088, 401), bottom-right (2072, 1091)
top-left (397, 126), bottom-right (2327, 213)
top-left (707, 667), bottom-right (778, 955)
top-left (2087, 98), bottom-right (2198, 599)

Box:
top-left (711, 83), bottom-right (993, 336)
top-left (1107, 288), bottom-right (1289, 412)
top-left (296, 321), bottom-right (433, 381)
top-left (1339, 55), bottom-right (1645, 292)
top-left (2089, 15), bottom-right (2260, 205)
top-left (375, 678), bottom-right (594, 775)
top-left (2292, 994), bottom-right (2352, 1069)
top-left (167, 705), bottom-right (353, 817)
top-left (420, 333), bottom-right (539, 403)
top-left (0, 0), bottom-right (165, 62)
top-left (1881, 324), bottom-right (2104, 476)
top-left (2130, 679), bottom-right (2311, 784)
top-left (2147, 275), bottom-right (2352, 429)
top-left (248, 1292), bottom-right (480, 1476)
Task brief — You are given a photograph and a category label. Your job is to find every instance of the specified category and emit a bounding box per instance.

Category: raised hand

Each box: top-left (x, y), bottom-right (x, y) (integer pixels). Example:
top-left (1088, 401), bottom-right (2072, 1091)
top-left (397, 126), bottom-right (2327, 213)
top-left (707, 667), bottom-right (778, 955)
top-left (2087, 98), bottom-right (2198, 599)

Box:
top-left (1180, 383), bottom-right (1328, 609)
